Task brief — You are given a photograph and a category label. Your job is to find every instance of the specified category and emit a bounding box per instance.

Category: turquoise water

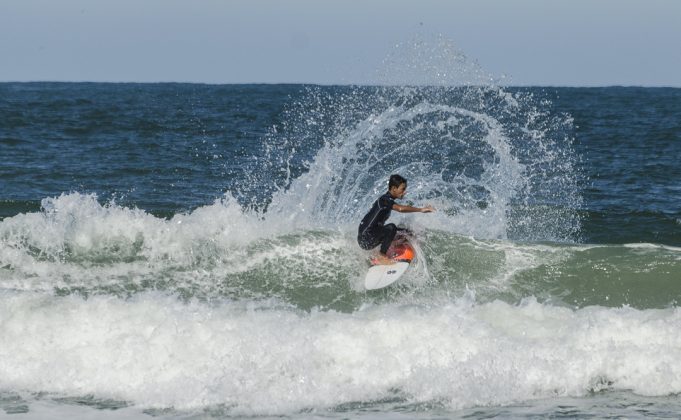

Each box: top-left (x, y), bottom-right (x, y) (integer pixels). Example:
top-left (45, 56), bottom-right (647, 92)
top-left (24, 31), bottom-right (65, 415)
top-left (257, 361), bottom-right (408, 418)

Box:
top-left (1, 79), bottom-right (681, 418)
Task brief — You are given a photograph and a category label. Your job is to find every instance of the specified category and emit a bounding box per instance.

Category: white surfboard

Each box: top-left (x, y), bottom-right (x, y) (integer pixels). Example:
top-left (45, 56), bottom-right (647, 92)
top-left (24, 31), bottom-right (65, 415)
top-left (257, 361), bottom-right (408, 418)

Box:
top-left (364, 262), bottom-right (410, 290)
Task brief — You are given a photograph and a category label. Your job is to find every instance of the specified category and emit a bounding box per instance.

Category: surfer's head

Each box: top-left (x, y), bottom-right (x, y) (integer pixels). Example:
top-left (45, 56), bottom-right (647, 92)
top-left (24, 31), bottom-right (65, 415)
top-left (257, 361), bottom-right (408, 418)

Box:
top-left (388, 174), bottom-right (407, 199)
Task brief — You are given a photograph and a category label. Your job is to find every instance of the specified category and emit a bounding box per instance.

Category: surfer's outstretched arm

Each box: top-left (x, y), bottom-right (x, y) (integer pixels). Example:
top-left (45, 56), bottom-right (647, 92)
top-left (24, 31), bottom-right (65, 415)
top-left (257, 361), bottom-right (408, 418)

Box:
top-left (392, 204), bottom-right (435, 213)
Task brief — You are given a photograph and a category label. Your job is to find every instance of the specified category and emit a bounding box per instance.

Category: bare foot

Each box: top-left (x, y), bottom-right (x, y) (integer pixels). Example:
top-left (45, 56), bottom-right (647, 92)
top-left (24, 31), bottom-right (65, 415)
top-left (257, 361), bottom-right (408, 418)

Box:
top-left (372, 253), bottom-right (395, 265)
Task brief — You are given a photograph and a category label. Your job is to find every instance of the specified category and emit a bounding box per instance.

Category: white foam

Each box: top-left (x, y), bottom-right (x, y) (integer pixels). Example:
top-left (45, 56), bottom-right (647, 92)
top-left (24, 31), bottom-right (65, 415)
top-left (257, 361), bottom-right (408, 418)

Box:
top-left (2, 397), bottom-right (145, 420)
top-left (623, 243), bottom-right (681, 252)
top-left (2, 292), bottom-right (680, 415)
top-left (0, 192), bottom-right (318, 290)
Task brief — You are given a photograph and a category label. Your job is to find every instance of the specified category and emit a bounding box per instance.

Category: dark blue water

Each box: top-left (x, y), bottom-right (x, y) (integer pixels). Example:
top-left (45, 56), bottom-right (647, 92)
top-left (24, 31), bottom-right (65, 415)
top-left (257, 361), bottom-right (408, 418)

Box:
top-left (2, 82), bottom-right (681, 418)
top-left (1, 83), bottom-right (292, 216)
top-left (555, 87), bottom-right (681, 245)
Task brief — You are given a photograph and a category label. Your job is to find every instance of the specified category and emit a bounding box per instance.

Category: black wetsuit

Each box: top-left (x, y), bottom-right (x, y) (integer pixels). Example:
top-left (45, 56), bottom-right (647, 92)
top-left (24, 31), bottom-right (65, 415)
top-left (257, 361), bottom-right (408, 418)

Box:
top-left (357, 192), bottom-right (398, 254)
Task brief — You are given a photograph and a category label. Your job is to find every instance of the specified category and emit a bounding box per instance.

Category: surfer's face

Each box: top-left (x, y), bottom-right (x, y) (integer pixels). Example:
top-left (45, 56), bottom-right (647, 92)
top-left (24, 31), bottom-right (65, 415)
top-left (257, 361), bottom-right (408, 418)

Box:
top-left (389, 183), bottom-right (407, 199)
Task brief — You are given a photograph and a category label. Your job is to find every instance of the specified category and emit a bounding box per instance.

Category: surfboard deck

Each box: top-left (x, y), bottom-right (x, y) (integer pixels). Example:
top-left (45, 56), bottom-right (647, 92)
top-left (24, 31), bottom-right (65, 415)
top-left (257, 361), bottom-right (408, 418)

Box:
top-left (364, 233), bottom-right (415, 290)
top-left (365, 262), bottom-right (410, 290)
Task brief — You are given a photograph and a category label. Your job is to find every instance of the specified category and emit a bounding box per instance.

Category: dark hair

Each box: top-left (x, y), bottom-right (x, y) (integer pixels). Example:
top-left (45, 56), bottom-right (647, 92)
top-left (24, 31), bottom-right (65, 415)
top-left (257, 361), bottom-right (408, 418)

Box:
top-left (388, 174), bottom-right (407, 190)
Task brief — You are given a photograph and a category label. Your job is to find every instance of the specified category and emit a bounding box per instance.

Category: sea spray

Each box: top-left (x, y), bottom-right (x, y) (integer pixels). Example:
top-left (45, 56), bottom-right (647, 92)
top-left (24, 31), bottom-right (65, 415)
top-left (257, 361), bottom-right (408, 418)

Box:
top-left (256, 39), bottom-right (581, 241)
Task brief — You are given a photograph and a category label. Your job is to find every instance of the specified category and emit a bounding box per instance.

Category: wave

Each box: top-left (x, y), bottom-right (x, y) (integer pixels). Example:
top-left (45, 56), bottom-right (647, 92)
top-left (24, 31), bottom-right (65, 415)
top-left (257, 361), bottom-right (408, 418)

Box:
top-left (2, 193), bottom-right (680, 310)
top-left (1, 292), bottom-right (681, 415)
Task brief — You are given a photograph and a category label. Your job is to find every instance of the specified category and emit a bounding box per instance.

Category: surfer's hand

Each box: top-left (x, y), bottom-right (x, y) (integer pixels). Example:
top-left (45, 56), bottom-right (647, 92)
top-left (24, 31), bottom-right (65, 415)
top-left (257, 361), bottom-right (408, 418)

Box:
top-left (421, 205), bottom-right (435, 213)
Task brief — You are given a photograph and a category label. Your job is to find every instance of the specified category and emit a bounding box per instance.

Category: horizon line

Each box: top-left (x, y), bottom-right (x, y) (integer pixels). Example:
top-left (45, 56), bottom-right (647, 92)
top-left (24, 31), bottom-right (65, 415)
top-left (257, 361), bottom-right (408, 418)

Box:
top-left (2, 80), bottom-right (680, 89)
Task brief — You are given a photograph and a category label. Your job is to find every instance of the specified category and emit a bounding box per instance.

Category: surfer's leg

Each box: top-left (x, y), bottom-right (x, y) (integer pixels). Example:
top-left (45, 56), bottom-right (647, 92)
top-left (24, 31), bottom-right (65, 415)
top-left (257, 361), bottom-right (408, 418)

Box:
top-left (358, 233), bottom-right (381, 250)
top-left (379, 223), bottom-right (397, 255)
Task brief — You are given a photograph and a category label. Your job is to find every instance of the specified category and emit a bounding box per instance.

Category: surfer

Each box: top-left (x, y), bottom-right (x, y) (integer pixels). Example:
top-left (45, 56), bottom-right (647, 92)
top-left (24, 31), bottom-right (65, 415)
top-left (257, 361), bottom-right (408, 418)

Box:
top-left (357, 174), bottom-right (434, 264)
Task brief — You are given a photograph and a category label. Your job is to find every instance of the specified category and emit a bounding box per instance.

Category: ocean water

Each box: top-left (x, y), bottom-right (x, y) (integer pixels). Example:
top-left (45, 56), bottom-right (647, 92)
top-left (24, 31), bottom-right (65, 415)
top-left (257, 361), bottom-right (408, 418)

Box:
top-left (1, 79), bottom-right (681, 419)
